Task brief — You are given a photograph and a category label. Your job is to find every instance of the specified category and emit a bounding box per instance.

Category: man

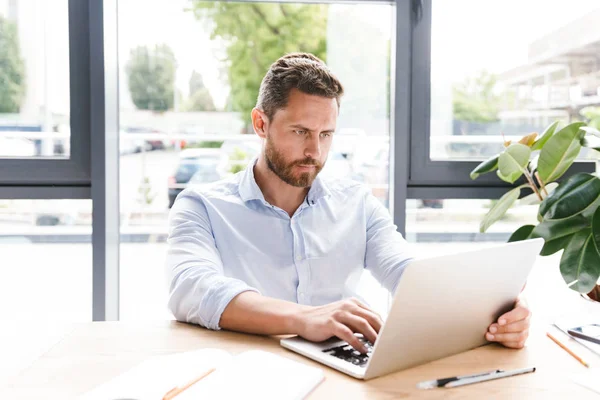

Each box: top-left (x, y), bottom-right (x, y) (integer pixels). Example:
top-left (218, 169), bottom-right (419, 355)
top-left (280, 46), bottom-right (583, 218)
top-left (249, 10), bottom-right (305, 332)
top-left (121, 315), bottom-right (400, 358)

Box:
top-left (166, 53), bottom-right (530, 353)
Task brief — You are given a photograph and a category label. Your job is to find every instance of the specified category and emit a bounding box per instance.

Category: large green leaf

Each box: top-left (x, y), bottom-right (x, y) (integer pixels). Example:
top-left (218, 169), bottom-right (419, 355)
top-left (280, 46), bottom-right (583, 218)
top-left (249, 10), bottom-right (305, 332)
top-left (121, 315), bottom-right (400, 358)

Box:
top-left (560, 228), bottom-right (600, 293)
top-left (540, 234), bottom-right (573, 256)
top-left (592, 206), bottom-right (600, 254)
top-left (542, 173), bottom-right (600, 220)
top-left (480, 186), bottom-right (523, 233)
top-left (497, 144), bottom-right (531, 184)
top-left (531, 120), bottom-right (560, 151)
top-left (470, 155), bottom-right (499, 180)
top-left (508, 225), bottom-right (535, 242)
top-left (537, 122), bottom-right (585, 184)
top-left (519, 182), bottom-right (558, 206)
top-left (539, 173), bottom-right (592, 217)
top-left (532, 214), bottom-right (590, 241)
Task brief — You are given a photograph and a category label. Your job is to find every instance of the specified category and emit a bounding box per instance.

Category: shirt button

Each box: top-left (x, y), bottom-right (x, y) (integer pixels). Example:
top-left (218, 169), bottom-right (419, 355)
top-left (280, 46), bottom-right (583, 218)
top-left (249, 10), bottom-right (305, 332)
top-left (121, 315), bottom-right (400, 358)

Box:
top-left (296, 255), bottom-right (302, 261)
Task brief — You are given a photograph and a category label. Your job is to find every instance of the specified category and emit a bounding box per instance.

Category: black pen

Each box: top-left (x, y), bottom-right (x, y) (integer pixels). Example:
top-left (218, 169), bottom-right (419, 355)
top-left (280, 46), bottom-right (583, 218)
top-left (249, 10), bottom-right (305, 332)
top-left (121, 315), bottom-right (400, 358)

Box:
top-left (417, 367), bottom-right (536, 389)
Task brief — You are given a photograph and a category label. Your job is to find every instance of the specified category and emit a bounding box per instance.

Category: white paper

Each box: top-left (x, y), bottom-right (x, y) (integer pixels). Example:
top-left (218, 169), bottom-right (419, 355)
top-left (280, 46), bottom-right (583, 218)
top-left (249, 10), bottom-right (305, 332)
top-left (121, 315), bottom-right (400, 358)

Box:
top-left (79, 349), bottom-right (324, 400)
top-left (79, 348), bottom-right (232, 400)
top-left (178, 350), bottom-right (324, 400)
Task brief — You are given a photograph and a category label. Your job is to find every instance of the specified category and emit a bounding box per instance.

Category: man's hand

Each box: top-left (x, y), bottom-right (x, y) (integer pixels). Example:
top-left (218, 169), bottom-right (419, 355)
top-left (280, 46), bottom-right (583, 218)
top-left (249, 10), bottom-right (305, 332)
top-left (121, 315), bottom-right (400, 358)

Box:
top-left (486, 298), bottom-right (531, 349)
top-left (292, 298), bottom-right (383, 353)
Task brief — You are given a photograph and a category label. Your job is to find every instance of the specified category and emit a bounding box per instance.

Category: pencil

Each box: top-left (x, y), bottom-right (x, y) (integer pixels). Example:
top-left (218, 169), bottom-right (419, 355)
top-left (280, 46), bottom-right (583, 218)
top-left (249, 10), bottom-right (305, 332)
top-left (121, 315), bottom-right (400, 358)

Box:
top-left (546, 332), bottom-right (589, 368)
top-left (162, 367), bottom-right (216, 400)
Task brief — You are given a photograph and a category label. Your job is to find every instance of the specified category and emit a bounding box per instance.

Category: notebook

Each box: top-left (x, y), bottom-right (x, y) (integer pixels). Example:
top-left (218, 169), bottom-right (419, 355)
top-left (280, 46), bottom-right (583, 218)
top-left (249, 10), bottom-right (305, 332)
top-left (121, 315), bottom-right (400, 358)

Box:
top-left (79, 348), bottom-right (324, 400)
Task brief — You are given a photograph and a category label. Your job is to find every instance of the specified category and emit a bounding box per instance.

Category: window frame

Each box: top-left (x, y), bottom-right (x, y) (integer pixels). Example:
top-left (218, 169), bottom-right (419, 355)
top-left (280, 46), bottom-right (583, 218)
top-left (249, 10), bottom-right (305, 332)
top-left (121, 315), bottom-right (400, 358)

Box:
top-left (0, 0), bottom-right (92, 188)
top-left (407, 0), bottom-right (594, 200)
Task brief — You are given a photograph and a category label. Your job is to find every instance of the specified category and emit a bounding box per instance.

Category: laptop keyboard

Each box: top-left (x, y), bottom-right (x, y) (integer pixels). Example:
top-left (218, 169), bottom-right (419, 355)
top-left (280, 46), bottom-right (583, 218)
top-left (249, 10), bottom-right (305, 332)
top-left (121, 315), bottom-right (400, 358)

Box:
top-left (322, 338), bottom-right (374, 367)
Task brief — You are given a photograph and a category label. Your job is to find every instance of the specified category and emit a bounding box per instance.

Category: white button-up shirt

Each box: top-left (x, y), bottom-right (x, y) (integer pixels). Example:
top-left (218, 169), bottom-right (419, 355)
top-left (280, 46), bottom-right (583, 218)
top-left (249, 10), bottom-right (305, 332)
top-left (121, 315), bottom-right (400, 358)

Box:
top-left (166, 159), bottom-right (413, 330)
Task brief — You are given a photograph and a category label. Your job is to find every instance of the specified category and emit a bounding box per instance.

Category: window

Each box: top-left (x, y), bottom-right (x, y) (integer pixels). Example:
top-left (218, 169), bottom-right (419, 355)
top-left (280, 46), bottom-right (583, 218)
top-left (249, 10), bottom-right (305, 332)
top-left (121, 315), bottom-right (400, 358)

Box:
top-left (405, 198), bottom-right (538, 243)
top-left (117, 0), bottom-right (394, 319)
top-left (0, 0), bottom-right (91, 187)
top-left (0, 199), bottom-right (92, 323)
top-left (409, 0), bottom-right (595, 189)
top-left (0, 1), bottom-right (70, 159)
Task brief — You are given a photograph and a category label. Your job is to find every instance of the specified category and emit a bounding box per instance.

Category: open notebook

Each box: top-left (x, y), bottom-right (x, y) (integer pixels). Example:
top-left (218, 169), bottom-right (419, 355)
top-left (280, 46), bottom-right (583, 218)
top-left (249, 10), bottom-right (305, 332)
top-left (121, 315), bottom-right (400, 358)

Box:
top-left (79, 348), bottom-right (324, 400)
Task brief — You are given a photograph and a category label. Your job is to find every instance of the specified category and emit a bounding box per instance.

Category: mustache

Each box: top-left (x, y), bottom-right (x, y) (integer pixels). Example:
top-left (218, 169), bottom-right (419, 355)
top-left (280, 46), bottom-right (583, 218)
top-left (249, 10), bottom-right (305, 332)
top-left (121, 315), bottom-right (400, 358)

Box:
top-left (292, 158), bottom-right (321, 167)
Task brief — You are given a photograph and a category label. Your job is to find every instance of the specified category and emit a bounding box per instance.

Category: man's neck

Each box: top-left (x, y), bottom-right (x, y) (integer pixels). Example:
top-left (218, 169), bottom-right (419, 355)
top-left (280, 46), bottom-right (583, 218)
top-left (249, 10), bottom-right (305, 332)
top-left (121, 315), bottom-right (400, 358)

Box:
top-left (254, 157), bottom-right (309, 217)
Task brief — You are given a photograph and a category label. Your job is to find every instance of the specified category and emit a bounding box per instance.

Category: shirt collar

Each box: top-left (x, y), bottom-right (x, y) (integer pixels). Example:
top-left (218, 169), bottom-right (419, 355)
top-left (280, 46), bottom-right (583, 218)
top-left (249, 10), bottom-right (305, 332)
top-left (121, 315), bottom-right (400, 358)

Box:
top-left (238, 158), bottom-right (267, 202)
top-left (238, 157), bottom-right (331, 204)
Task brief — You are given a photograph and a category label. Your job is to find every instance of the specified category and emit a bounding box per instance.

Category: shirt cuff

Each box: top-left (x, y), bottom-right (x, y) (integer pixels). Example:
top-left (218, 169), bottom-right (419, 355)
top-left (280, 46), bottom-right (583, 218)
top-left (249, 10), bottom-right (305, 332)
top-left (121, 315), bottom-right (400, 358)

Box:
top-left (200, 278), bottom-right (260, 330)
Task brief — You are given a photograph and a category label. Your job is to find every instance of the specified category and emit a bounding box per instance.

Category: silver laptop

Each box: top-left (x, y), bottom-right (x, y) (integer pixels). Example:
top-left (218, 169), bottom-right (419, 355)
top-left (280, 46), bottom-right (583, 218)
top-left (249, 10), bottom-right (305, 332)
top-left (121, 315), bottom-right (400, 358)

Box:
top-left (280, 238), bottom-right (543, 380)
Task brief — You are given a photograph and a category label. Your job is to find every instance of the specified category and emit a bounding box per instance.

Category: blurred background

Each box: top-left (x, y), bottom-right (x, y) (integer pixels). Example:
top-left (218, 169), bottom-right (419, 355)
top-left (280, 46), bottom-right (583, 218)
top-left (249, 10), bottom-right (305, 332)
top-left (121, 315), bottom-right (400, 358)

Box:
top-left (2, 0), bottom-right (600, 322)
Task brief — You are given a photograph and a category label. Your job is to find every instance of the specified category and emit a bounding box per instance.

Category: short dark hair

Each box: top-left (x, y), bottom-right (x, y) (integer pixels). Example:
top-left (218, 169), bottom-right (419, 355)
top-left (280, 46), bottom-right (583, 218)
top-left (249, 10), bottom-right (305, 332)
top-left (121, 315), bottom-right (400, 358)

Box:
top-left (256, 53), bottom-right (344, 120)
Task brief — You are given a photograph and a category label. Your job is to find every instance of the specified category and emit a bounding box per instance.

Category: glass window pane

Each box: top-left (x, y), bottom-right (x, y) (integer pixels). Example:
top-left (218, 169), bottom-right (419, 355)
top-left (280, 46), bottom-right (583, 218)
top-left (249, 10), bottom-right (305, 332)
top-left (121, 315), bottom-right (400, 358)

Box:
top-left (117, 0), bottom-right (394, 320)
top-left (0, 199), bottom-right (92, 322)
top-left (0, 1), bottom-right (70, 158)
top-left (405, 199), bottom-right (538, 243)
top-left (430, 1), bottom-right (600, 161)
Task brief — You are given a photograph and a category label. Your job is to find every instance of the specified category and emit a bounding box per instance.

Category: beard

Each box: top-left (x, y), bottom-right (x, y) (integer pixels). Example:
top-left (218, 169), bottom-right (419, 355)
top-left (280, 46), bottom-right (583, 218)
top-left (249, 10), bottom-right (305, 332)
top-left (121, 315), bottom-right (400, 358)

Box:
top-left (264, 135), bottom-right (324, 187)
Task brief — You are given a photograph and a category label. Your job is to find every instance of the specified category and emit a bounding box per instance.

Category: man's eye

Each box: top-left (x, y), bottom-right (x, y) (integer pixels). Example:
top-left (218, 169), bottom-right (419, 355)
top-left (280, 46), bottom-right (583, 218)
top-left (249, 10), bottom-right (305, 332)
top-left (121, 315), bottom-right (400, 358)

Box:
top-left (320, 133), bottom-right (331, 138)
top-left (295, 130), bottom-right (307, 135)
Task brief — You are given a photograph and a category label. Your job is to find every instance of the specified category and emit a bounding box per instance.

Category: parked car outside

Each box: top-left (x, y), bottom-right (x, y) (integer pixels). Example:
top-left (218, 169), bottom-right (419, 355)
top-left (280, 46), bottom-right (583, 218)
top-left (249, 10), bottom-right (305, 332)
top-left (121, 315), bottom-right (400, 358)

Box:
top-left (168, 148), bottom-right (222, 208)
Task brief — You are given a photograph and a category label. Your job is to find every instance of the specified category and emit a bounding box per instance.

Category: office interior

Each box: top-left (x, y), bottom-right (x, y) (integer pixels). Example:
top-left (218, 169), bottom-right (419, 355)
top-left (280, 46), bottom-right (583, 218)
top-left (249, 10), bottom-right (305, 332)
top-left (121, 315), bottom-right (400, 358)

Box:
top-left (1, 0), bottom-right (600, 397)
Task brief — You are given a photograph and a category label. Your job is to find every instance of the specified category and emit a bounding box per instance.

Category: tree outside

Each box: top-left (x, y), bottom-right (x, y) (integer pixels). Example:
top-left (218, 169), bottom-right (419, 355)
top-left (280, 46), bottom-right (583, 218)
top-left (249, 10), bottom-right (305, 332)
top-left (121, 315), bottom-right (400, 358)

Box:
top-left (452, 71), bottom-right (500, 123)
top-left (126, 44), bottom-right (177, 112)
top-left (0, 15), bottom-right (26, 113)
top-left (189, 2), bottom-right (328, 128)
top-left (182, 70), bottom-right (216, 112)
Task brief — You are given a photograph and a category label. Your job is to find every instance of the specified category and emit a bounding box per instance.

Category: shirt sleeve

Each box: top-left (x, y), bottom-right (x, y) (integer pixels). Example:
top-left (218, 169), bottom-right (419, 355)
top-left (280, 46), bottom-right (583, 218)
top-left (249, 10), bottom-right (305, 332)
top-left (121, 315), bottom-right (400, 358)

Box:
top-left (364, 191), bottom-right (414, 294)
top-left (165, 190), bottom-right (259, 330)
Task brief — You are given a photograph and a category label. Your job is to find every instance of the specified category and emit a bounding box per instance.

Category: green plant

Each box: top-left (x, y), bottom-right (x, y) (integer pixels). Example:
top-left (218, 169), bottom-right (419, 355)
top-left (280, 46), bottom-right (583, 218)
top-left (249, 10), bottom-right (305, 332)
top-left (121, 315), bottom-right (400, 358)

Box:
top-left (471, 121), bottom-right (600, 295)
top-left (137, 176), bottom-right (157, 206)
top-left (229, 147), bottom-right (248, 174)
top-left (183, 141), bottom-right (223, 149)
top-left (0, 15), bottom-right (25, 113)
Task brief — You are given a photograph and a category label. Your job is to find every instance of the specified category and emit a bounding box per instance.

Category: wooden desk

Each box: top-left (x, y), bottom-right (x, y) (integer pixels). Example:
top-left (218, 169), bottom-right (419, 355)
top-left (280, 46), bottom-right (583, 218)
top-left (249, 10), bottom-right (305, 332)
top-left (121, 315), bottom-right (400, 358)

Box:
top-left (2, 319), bottom-right (599, 399)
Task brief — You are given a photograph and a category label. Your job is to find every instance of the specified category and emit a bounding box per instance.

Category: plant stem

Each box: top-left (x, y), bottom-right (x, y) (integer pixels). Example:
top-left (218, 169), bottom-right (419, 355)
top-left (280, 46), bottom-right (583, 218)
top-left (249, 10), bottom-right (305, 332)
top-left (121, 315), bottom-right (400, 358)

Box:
top-left (534, 171), bottom-right (549, 197)
top-left (523, 169), bottom-right (543, 201)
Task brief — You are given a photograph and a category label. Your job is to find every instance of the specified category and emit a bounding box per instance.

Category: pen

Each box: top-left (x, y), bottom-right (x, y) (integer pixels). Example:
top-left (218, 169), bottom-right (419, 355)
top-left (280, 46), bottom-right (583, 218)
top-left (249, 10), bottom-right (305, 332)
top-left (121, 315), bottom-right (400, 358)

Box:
top-left (547, 331), bottom-right (590, 368)
top-left (162, 367), bottom-right (216, 400)
top-left (417, 367), bottom-right (536, 389)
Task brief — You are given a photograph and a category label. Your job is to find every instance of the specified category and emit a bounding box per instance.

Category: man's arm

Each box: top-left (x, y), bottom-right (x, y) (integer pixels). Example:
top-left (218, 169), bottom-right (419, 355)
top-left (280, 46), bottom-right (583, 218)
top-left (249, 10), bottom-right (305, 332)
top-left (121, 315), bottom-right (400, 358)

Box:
top-left (166, 191), bottom-right (260, 330)
top-left (220, 292), bottom-right (382, 353)
top-left (364, 192), bottom-right (413, 293)
top-left (167, 191), bottom-right (382, 352)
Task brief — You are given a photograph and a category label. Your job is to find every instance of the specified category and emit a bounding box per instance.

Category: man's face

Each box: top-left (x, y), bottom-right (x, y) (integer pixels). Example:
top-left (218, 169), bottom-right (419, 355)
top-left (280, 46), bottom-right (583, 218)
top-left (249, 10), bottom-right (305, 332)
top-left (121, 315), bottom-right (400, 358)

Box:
top-left (261, 89), bottom-right (338, 187)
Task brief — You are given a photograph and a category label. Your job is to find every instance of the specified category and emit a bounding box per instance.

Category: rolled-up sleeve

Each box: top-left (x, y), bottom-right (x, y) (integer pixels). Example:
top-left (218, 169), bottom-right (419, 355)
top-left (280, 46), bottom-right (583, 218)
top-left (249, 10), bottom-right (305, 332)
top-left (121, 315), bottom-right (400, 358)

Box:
top-left (364, 192), bottom-right (414, 295)
top-left (166, 191), bottom-right (259, 330)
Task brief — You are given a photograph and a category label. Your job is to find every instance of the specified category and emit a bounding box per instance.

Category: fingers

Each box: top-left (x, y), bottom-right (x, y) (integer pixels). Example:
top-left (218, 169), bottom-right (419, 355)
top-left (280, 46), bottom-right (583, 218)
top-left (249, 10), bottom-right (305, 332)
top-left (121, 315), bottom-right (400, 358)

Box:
top-left (486, 329), bottom-right (529, 349)
top-left (333, 322), bottom-right (367, 353)
top-left (488, 319), bottom-right (529, 335)
top-left (345, 299), bottom-right (383, 334)
top-left (348, 298), bottom-right (383, 322)
top-left (340, 314), bottom-right (378, 345)
top-left (352, 308), bottom-right (383, 334)
top-left (497, 305), bottom-right (531, 325)
top-left (496, 340), bottom-right (527, 349)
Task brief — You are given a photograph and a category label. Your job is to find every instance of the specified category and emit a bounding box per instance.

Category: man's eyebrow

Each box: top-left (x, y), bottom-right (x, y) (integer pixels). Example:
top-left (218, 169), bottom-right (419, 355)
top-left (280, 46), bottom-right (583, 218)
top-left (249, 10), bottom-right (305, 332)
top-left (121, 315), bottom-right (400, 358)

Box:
top-left (289, 124), bottom-right (335, 133)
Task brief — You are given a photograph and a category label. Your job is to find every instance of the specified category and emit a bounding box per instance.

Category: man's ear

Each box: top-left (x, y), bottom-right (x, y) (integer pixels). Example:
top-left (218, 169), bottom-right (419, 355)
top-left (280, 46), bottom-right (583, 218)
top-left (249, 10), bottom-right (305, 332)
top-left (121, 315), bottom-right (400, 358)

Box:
top-left (251, 108), bottom-right (268, 139)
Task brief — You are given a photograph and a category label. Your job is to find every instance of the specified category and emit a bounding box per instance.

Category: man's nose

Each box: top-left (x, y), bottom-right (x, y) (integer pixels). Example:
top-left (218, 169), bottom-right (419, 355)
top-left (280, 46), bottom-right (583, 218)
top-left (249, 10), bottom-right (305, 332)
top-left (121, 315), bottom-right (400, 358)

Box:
top-left (304, 135), bottom-right (321, 159)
